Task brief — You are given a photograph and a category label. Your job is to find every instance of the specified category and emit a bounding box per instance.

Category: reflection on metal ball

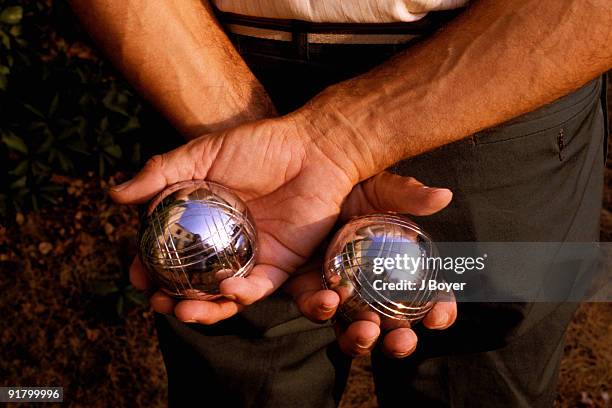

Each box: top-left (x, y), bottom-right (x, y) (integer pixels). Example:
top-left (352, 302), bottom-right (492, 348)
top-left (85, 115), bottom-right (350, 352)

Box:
top-left (323, 213), bottom-right (439, 326)
top-left (138, 180), bottom-right (257, 300)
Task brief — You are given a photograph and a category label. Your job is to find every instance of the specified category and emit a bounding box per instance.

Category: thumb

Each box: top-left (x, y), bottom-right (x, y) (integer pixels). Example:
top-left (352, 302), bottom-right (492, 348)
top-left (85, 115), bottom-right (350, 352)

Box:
top-left (362, 172), bottom-right (453, 216)
top-left (108, 143), bottom-right (205, 205)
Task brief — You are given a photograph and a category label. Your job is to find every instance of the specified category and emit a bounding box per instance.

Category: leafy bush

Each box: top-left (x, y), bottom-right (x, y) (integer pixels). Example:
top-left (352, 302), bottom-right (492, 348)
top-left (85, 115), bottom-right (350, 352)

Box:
top-left (0, 0), bottom-right (183, 327)
top-left (0, 0), bottom-right (177, 216)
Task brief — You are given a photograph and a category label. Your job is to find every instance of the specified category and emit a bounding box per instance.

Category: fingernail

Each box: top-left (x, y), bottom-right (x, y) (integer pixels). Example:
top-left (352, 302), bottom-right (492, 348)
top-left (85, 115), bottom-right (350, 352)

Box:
top-left (110, 178), bottom-right (134, 192)
top-left (356, 336), bottom-right (377, 349)
top-left (431, 311), bottom-right (450, 328)
top-left (423, 187), bottom-right (446, 194)
top-left (183, 319), bottom-right (197, 323)
top-left (393, 346), bottom-right (417, 358)
top-left (320, 304), bottom-right (335, 313)
top-left (224, 294), bottom-right (237, 301)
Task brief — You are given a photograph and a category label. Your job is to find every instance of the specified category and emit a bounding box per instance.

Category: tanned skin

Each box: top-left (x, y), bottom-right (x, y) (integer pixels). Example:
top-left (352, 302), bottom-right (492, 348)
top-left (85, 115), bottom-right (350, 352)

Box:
top-left (72, 0), bottom-right (457, 357)
top-left (74, 0), bottom-right (611, 357)
top-left (72, 0), bottom-right (276, 138)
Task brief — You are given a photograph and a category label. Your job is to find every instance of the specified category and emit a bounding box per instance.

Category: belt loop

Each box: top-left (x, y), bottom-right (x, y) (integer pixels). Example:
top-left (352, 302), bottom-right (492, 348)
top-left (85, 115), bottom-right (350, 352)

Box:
top-left (291, 21), bottom-right (309, 61)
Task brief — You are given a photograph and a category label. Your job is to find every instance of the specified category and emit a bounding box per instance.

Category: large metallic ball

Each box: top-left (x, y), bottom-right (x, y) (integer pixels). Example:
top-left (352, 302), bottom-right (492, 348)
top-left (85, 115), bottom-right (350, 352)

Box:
top-left (138, 180), bottom-right (257, 300)
top-left (324, 213), bottom-right (439, 326)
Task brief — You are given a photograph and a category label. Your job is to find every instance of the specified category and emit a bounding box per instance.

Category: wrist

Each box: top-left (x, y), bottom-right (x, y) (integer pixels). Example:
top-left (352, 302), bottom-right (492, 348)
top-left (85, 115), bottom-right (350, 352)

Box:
top-left (289, 95), bottom-right (383, 185)
top-left (182, 87), bottom-right (278, 141)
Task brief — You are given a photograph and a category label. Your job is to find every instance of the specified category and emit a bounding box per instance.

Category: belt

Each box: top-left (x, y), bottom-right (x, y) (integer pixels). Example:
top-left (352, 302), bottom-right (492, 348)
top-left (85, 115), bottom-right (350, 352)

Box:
top-left (216, 10), bottom-right (460, 46)
top-left (226, 23), bottom-right (418, 45)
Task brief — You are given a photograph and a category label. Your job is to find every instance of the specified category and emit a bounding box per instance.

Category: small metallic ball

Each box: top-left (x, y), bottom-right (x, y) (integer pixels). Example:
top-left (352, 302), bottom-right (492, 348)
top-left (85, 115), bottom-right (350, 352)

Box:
top-left (323, 213), bottom-right (440, 326)
top-left (138, 180), bottom-right (257, 300)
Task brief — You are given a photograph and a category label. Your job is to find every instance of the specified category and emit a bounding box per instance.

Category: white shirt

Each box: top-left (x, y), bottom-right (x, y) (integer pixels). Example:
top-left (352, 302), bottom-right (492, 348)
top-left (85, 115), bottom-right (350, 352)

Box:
top-left (212, 0), bottom-right (468, 23)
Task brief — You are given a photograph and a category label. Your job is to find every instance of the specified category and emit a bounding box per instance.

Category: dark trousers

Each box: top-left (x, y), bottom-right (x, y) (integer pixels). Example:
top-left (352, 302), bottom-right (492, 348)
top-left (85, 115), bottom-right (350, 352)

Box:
top-left (154, 34), bottom-right (608, 408)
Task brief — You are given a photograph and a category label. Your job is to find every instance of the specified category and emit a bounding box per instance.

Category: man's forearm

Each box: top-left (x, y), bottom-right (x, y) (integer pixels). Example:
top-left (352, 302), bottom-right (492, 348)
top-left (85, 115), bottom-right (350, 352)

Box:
top-left (298, 0), bottom-right (612, 182)
top-left (72, 0), bottom-right (276, 139)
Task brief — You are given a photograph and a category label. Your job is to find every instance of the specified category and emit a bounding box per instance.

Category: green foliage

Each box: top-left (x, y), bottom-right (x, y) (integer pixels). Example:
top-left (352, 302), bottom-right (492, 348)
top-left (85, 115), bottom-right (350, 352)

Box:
top-left (0, 5), bottom-right (22, 25)
top-left (89, 280), bottom-right (147, 318)
top-left (0, 1), bottom-right (183, 326)
top-left (0, 0), bottom-right (159, 215)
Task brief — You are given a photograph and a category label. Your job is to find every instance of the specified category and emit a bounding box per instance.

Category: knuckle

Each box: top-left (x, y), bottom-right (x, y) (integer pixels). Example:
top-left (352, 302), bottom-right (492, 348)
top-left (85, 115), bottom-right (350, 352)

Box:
top-left (297, 303), bottom-right (314, 319)
top-left (145, 154), bottom-right (165, 172)
top-left (296, 292), bottom-right (316, 313)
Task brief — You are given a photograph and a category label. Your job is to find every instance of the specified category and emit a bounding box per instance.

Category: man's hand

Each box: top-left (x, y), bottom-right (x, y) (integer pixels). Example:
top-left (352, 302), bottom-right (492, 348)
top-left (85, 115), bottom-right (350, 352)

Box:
top-left (284, 172), bottom-right (456, 358)
top-left (111, 118), bottom-right (357, 322)
top-left (110, 121), bottom-right (452, 325)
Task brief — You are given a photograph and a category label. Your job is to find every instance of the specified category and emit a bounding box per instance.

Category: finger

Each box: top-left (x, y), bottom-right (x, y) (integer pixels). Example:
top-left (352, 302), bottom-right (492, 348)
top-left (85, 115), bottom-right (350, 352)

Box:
top-left (283, 258), bottom-right (323, 299)
top-left (130, 257), bottom-right (150, 291)
top-left (358, 172), bottom-right (453, 217)
top-left (220, 263), bottom-right (289, 305)
top-left (108, 138), bottom-right (216, 204)
top-left (296, 289), bottom-right (340, 322)
top-left (381, 328), bottom-right (418, 358)
top-left (422, 297), bottom-right (457, 330)
top-left (174, 299), bottom-right (243, 324)
top-left (150, 291), bottom-right (176, 314)
top-left (284, 267), bottom-right (339, 322)
top-left (337, 320), bottom-right (381, 357)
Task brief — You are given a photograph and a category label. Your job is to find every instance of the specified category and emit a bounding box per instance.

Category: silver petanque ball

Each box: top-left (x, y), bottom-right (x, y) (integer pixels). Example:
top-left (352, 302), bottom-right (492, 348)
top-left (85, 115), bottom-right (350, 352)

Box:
top-left (138, 180), bottom-right (257, 300)
top-left (324, 213), bottom-right (440, 326)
